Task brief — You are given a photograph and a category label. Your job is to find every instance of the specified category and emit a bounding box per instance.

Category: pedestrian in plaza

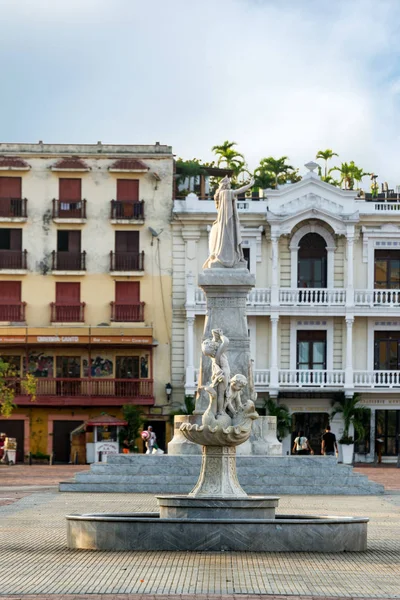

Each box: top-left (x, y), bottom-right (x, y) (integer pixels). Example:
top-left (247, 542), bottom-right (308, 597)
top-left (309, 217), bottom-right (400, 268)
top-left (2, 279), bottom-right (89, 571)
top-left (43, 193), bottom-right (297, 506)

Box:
top-left (321, 425), bottom-right (338, 456)
top-left (292, 430), bottom-right (313, 455)
top-left (142, 425), bottom-right (157, 454)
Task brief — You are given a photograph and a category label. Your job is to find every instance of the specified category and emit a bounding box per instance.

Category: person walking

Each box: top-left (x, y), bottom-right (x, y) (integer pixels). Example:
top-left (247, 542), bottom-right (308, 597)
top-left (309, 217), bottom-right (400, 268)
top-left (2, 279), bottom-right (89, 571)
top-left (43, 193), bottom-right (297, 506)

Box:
top-left (321, 425), bottom-right (338, 456)
top-left (292, 430), bottom-right (313, 455)
top-left (144, 426), bottom-right (157, 454)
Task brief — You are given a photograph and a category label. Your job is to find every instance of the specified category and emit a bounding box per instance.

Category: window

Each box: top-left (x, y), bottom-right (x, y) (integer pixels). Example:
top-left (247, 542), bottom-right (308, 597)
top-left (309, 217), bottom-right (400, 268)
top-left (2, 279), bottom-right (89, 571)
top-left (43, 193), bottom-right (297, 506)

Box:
top-left (374, 331), bottom-right (400, 370)
top-left (297, 330), bottom-right (326, 370)
top-left (57, 230), bottom-right (81, 253)
top-left (0, 177), bottom-right (23, 217)
top-left (117, 179), bottom-right (139, 202)
top-left (56, 356), bottom-right (81, 378)
top-left (0, 281), bottom-right (22, 320)
top-left (59, 178), bottom-right (81, 201)
top-left (376, 410), bottom-right (400, 456)
top-left (53, 283), bottom-right (82, 322)
top-left (298, 233), bottom-right (327, 288)
top-left (116, 356), bottom-right (140, 379)
top-left (375, 250), bottom-right (400, 289)
top-left (0, 228), bottom-right (22, 250)
top-left (114, 231), bottom-right (141, 270)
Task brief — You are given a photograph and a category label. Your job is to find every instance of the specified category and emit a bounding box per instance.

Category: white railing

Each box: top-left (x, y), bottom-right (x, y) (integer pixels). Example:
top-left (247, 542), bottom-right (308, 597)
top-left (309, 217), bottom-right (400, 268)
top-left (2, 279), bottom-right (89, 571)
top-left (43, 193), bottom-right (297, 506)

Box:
top-left (374, 202), bottom-right (400, 211)
top-left (247, 288), bottom-right (271, 305)
top-left (253, 370), bottom-right (270, 386)
top-left (279, 369), bottom-right (345, 387)
top-left (195, 288), bottom-right (206, 304)
top-left (354, 370), bottom-right (400, 388)
top-left (355, 289), bottom-right (400, 307)
top-left (279, 288), bottom-right (346, 305)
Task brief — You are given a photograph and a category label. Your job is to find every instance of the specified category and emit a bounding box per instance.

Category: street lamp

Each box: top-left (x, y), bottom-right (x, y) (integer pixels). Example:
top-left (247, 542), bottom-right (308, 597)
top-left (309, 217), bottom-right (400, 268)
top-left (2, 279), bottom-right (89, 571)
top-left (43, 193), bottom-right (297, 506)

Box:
top-left (165, 383), bottom-right (173, 402)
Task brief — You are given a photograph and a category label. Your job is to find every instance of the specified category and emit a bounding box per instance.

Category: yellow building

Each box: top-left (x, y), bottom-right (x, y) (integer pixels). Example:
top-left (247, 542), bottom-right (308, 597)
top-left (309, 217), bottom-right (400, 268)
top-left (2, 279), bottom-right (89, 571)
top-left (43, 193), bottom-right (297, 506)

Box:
top-left (0, 142), bottom-right (173, 462)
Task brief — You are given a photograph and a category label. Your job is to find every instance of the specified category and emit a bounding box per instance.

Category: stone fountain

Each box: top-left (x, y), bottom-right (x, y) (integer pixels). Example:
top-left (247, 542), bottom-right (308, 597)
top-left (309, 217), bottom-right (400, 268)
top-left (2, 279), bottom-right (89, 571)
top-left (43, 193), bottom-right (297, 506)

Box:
top-left (66, 176), bottom-right (368, 552)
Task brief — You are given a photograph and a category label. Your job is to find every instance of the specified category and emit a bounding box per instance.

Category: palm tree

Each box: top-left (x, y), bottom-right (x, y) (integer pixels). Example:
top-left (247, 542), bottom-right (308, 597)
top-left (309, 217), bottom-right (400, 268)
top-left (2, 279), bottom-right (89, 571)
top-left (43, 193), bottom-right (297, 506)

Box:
top-left (349, 162), bottom-right (370, 190)
top-left (316, 149), bottom-right (339, 179)
top-left (253, 166), bottom-right (276, 190)
top-left (265, 398), bottom-right (291, 441)
top-left (257, 156), bottom-right (295, 188)
top-left (330, 162), bottom-right (354, 190)
top-left (211, 141), bottom-right (244, 168)
top-left (331, 393), bottom-right (370, 443)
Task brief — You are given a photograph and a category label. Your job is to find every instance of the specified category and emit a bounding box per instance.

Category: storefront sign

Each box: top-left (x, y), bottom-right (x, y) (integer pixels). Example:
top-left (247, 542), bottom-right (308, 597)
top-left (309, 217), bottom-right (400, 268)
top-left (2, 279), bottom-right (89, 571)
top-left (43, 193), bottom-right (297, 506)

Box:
top-left (91, 336), bottom-right (152, 345)
top-left (0, 336), bottom-right (25, 343)
top-left (27, 335), bottom-right (90, 344)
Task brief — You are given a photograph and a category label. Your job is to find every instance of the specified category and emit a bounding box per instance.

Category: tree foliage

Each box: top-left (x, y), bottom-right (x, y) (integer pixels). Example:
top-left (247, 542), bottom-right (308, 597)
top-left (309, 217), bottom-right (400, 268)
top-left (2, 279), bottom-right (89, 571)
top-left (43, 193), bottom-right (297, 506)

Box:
top-left (316, 149), bottom-right (338, 178)
top-left (211, 140), bottom-right (247, 179)
top-left (0, 359), bottom-right (36, 418)
top-left (118, 404), bottom-right (144, 452)
top-left (330, 393), bottom-right (370, 444)
top-left (264, 397), bottom-right (291, 441)
top-left (255, 156), bottom-right (296, 188)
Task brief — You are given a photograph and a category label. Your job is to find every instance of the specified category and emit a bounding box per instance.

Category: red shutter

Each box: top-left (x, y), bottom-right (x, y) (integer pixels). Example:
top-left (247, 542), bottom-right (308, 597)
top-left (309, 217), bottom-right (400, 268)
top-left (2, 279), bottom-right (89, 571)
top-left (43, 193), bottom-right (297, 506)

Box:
top-left (0, 281), bottom-right (21, 302)
top-left (115, 231), bottom-right (139, 252)
top-left (56, 282), bottom-right (80, 304)
top-left (0, 177), bottom-right (22, 198)
top-left (116, 179), bottom-right (139, 202)
top-left (68, 230), bottom-right (81, 252)
top-left (59, 179), bottom-right (81, 201)
top-left (115, 281), bottom-right (140, 303)
top-left (9, 229), bottom-right (22, 250)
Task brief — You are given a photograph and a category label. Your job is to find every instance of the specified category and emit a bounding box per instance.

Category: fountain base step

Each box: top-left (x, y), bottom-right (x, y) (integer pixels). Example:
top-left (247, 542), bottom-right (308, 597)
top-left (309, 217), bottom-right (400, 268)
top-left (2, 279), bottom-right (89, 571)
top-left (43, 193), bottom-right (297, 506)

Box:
top-left (158, 495), bottom-right (279, 519)
top-left (66, 512), bottom-right (368, 552)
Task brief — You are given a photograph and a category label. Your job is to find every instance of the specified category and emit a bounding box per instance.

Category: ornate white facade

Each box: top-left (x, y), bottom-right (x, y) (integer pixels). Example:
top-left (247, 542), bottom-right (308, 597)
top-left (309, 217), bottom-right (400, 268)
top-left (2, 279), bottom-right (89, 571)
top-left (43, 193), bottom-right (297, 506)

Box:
top-left (172, 164), bottom-right (400, 461)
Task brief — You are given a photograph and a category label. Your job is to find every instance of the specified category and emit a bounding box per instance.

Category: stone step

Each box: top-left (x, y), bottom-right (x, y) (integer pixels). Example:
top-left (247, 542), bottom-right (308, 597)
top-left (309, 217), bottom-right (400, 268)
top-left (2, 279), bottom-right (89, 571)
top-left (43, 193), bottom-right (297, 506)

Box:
top-left (74, 472), bottom-right (368, 485)
top-left (59, 481), bottom-right (383, 495)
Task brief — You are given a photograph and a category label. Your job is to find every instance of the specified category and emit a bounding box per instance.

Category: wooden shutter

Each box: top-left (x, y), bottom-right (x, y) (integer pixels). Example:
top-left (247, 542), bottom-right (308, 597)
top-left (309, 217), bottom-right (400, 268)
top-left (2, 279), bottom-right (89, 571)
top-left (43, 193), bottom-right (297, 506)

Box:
top-left (117, 179), bottom-right (139, 202)
top-left (0, 281), bottom-right (21, 302)
top-left (10, 229), bottom-right (22, 250)
top-left (56, 282), bottom-right (80, 304)
top-left (0, 177), bottom-right (21, 198)
top-left (59, 178), bottom-right (81, 201)
top-left (115, 281), bottom-right (140, 303)
top-left (115, 231), bottom-right (139, 252)
top-left (68, 230), bottom-right (81, 252)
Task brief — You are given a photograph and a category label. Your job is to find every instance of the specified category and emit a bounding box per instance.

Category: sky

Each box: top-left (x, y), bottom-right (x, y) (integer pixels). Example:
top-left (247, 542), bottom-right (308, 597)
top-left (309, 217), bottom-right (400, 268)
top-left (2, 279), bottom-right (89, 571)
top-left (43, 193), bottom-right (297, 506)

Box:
top-left (1, 0), bottom-right (400, 184)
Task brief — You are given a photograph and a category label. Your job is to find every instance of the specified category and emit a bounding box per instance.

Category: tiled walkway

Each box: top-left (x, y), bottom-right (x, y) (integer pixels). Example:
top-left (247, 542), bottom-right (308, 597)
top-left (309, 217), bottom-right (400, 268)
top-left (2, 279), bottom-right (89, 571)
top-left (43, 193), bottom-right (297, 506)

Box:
top-left (0, 490), bottom-right (399, 598)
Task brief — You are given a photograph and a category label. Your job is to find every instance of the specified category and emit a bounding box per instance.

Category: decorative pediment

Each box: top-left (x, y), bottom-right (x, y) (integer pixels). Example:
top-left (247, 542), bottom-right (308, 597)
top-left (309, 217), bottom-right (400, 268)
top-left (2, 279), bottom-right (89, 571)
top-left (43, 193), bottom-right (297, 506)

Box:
top-left (108, 158), bottom-right (149, 172)
top-left (277, 193), bottom-right (345, 216)
top-left (0, 156), bottom-right (30, 171)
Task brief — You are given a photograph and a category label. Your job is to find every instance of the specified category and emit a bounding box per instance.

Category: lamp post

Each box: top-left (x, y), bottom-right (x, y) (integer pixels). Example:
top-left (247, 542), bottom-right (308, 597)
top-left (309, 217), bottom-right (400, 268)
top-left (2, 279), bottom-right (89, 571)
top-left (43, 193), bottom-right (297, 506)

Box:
top-left (165, 383), bottom-right (172, 403)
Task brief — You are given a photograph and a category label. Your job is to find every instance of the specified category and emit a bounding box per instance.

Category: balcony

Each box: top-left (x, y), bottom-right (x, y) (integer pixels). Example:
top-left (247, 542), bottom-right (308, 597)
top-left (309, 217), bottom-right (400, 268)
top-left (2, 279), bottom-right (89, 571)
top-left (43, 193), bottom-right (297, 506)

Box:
top-left (0, 250), bottom-right (27, 270)
top-left (279, 288), bottom-right (346, 306)
top-left (110, 200), bottom-right (144, 221)
top-left (52, 199), bottom-right (86, 220)
top-left (278, 370), bottom-right (345, 388)
top-left (355, 289), bottom-right (400, 307)
top-left (10, 377), bottom-right (154, 406)
top-left (110, 251), bottom-right (144, 273)
top-left (110, 301), bottom-right (145, 322)
top-left (51, 251), bottom-right (86, 272)
top-left (0, 302), bottom-right (26, 321)
top-left (354, 371), bottom-right (400, 389)
top-left (0, 198), bottom-right (27, 219)
top-left (50, 302), bottom-right (85, 323)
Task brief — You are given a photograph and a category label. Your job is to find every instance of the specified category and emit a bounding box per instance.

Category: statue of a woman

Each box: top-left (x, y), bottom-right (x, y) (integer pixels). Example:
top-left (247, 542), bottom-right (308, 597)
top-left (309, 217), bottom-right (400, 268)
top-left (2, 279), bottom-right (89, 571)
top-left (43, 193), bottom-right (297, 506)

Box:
top-left (203, 176), bottom-right (254, 269)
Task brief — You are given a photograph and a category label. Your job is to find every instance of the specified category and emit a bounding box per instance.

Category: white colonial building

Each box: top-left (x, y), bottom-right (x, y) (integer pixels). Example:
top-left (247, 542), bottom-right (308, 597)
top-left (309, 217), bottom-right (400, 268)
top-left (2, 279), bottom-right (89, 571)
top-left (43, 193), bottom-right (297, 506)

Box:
top-left (172, 162), bottom-right (400, 462)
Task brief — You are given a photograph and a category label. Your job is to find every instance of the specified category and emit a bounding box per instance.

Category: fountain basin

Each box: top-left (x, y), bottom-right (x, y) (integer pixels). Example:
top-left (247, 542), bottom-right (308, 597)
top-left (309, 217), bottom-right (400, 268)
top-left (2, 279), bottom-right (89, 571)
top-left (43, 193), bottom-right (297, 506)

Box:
top-left (66, 511), bottom-right (368, 552)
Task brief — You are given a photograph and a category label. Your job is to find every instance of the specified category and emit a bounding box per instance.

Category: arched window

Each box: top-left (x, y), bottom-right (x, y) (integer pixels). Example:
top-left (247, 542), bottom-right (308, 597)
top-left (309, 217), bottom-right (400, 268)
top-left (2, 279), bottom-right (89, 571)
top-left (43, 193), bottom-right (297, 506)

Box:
top-left (298, 233), bottom-right (327, 288)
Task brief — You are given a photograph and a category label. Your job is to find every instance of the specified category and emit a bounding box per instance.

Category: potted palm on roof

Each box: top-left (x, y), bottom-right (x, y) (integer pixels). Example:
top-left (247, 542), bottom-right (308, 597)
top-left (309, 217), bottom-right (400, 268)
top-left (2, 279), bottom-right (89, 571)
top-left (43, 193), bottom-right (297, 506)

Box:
top-left (331, 393), bottom-right (370, 464)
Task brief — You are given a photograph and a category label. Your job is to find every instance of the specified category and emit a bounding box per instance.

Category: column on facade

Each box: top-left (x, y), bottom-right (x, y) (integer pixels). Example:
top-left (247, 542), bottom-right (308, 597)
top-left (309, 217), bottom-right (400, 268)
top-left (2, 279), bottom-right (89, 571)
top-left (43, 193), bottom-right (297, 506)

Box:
top-left (270, 231), bottom-right (280, 306)
top-left (185, 314), bottom-right (196, 394)
top-left (344, 316), bottom-right (354, 392)
top-left (345, 227), bottom-right (355, 306)
top-left (269, 314), bottom-right (279, 393)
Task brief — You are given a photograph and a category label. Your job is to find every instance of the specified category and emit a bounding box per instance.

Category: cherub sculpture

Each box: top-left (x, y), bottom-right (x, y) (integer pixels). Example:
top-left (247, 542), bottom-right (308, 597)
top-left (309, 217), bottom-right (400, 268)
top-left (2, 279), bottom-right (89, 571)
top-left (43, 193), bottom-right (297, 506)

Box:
top-left (225, 373), bottom-right (247, 416)
top-left (201, 328), bottom-right (230, 415)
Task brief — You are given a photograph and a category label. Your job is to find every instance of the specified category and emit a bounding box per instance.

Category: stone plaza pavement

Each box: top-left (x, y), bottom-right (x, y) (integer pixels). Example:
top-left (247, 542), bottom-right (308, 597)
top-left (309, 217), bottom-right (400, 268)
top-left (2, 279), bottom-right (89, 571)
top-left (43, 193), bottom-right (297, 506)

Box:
top-left (0, 484), bottom-right (400, 599)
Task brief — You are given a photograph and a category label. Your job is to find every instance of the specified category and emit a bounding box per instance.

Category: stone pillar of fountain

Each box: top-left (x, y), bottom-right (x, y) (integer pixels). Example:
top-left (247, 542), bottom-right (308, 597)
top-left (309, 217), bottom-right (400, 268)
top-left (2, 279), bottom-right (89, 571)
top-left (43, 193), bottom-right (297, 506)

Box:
top-left (194, 268), bottom-right (255, 415)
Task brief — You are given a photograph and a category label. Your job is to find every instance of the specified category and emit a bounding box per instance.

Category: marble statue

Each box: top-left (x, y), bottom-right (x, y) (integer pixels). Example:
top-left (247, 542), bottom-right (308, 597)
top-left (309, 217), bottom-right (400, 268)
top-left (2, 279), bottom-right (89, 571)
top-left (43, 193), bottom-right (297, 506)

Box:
top-left (180, 328), bottom-right (259, 447)
top-left (203, 176), bottom-right (254, 269)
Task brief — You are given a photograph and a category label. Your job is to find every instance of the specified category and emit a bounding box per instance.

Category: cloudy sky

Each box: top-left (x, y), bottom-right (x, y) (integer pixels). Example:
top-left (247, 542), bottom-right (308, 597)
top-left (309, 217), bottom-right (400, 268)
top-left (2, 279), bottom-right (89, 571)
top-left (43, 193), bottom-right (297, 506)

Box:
top-left (1, 0), bottom-right (400, 183)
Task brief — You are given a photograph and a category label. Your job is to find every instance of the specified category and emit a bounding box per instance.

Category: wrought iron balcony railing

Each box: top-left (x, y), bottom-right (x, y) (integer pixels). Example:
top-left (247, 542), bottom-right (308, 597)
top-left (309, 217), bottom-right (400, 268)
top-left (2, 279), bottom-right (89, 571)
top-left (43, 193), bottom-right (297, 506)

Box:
top-left (109, 251), bottom-right (144, 272)
top-left (0, 250), bottom-right (27, 269)
top-left (0, 302), bottom-right (26, 321)
top-left (50, 302), bottom-right (85, 322)
top-left (51, 251), bottom-right (86, 271)
top-left (110, 200), bottom-right (144, 220)
top-left (52, 199), bottom-right (87, 219)
top-left (0, 197), bottom-right (27, 218)
top-left (110, 301), bottom-right (145, 322)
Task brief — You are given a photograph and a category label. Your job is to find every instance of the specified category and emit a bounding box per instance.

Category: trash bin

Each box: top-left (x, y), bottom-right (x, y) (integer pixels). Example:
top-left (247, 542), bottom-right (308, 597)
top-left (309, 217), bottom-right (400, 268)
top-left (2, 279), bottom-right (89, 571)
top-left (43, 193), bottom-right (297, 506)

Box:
top-left (4, 437), bottom-right (17, 465)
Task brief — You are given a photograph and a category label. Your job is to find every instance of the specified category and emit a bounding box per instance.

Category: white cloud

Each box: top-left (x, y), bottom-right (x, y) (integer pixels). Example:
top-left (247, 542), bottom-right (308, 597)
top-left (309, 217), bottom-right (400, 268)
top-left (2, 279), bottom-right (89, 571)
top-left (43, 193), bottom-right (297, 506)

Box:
top-left (1, 0), bottom-right (400, 183)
